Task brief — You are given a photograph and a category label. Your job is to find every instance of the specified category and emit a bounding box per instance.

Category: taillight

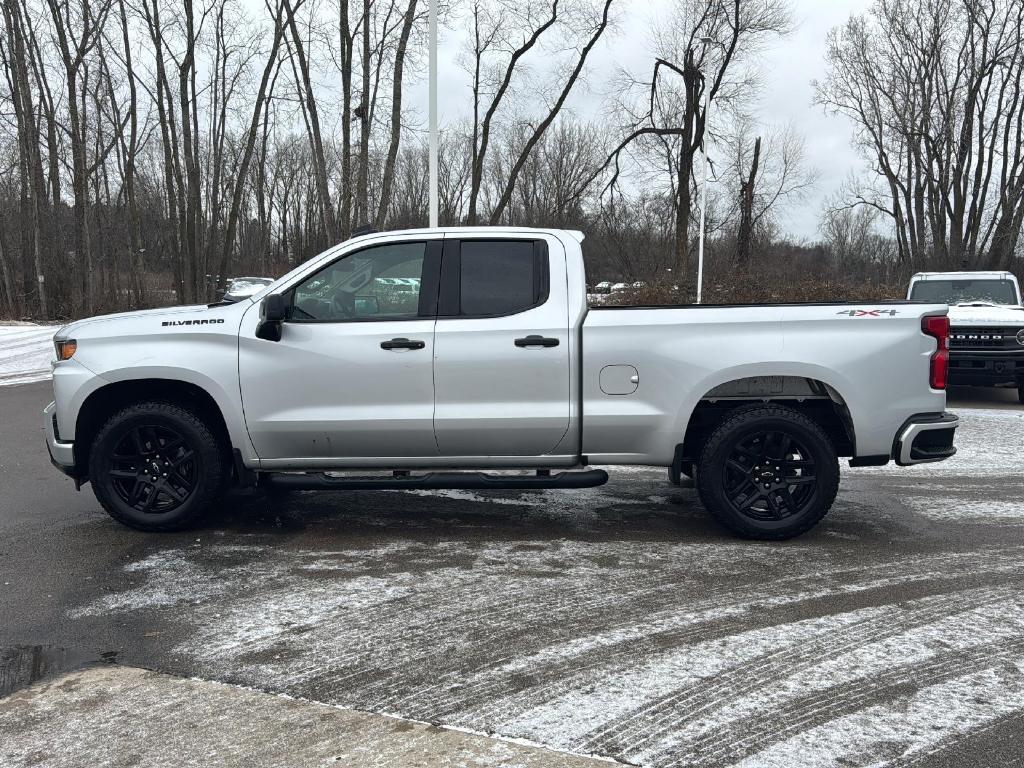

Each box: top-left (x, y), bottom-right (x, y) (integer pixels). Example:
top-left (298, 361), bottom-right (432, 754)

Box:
top-left (922, 315), bottom-right (949, 389)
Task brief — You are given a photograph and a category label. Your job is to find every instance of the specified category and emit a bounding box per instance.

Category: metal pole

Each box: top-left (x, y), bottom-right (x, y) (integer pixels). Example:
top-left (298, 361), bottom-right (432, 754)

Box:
top-left (696, 78), bottom-right (709, 305)
top-left (428, 0), bottom-right (439, 228)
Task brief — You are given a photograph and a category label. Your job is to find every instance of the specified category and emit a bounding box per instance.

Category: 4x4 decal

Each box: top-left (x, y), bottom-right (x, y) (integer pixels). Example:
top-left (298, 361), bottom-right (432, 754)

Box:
top-left (835, 309), bottom-right (900, 317)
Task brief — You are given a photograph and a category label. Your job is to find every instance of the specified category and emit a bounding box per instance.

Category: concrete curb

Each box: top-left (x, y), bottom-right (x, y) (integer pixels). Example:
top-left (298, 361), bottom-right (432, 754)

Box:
top-left (0, 665), bottom-right (616, 767)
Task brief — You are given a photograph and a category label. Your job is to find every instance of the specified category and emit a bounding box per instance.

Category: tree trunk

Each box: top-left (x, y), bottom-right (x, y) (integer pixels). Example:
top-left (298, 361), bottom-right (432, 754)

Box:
top-left (375, 0), bottom-right (418, 229)
top-left (340, 0), bottom-right (353, 239)
top-left (675, 141), bottom-right (693, 286)
top-left (356, 0), bottom-right (371, 225)
top-left (216, 0), bottom-right (298, 286)
top-left (285, 0), bottom-right (338, 242)
top-left (736, 136), bottom-right (761, 267)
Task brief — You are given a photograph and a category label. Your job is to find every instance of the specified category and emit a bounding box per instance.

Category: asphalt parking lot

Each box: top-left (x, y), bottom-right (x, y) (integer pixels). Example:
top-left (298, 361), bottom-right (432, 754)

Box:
top-left (2, 381), bottom-right (1023, 767)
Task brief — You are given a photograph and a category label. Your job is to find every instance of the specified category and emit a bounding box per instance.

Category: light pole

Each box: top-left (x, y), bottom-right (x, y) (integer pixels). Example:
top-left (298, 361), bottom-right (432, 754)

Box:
top-left (428, 0), bottom-right (438, 228)
top-left (695, 37), bottom-right (723, 304)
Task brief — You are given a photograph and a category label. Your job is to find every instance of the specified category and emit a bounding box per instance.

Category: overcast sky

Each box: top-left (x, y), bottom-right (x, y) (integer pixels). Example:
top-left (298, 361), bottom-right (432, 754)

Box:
top-left (405, 0), bottom-right (875, 241)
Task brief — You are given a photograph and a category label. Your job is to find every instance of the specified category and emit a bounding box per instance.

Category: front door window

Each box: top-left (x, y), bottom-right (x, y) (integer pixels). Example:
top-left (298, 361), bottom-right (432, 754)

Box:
top-left (291, 242), bottom-right (429, 322)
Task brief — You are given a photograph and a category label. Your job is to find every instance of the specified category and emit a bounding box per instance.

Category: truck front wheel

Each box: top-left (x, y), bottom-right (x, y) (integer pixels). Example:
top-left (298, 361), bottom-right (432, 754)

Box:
top-left (89, 401), bottom-right (227, 531)
top-left (696, 404), bottom-right (840, 540)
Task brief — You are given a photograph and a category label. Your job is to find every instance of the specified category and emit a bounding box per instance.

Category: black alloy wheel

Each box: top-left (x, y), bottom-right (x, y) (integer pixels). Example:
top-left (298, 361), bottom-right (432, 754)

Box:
top-left (108, 424), bottom-right (197, 514)
top-left (721, 430), bottom-right (818, 522)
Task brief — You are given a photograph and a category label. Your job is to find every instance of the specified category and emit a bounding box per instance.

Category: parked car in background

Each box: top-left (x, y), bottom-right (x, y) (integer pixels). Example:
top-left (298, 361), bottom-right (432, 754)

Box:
top-left (611, 282), bottom-right (629, 293)
top-left (220, 277), bottom-right (275, 304)
top-left (45, 227), bottom-right (957, 541)
top-left (907, 271), bottom-right (1024, 403)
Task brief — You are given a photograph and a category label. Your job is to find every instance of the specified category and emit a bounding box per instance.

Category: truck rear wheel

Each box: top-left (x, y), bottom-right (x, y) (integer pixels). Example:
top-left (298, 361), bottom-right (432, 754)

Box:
top-left (696, 404), bottom-right (839, 540)
top-left (89, 401), bottom-right (227, 532)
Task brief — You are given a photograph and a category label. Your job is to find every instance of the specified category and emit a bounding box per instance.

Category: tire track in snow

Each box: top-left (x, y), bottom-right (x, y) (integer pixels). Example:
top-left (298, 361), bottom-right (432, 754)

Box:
top-left (581, 589), bottom-right (1019, 765)
top-left (724, 655), bottom-right (1024, 768)
top-left (205, 546), bottom-right (1006, 717)
top-left (384, 549), bottom-right (1024, 723)
top-left (651, 602), bottom-right (1024, 768)
top-left (887, 709), bottom-right (1024, 767)
top-left (63, 466), bottom-right (1024, 768)
top-left (169, 539), bottom-right (791, 696)
top-left (577, 584), bottom-right (1020, 759)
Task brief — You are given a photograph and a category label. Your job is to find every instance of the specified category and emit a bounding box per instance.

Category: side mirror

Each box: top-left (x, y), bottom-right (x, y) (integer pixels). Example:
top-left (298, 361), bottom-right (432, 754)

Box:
top-left (256, 294), bottom-right (286, 341)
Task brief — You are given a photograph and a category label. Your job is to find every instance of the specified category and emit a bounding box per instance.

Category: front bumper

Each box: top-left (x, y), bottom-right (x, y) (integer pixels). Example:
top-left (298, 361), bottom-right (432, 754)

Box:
top-left (894, 412), bottom-right (959, 466)
top-left (948, 351), bottom-right (1024, 385)
top-left (43, 401), bottom-right (76, 477)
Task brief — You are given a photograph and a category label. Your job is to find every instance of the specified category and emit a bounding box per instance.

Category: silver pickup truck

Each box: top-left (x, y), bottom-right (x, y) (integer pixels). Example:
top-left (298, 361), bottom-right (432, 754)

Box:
top-left (44, 227), bottom-right (958, 539)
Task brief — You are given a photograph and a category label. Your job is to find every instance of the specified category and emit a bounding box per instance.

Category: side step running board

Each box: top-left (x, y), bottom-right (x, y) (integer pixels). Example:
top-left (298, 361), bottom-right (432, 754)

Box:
top-left (262, 469), bottom-right (609, 491)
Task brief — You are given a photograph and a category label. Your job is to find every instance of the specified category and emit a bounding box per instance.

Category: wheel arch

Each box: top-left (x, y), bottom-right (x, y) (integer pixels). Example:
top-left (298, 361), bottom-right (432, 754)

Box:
top-left (75, 378), bottom-right (235, 479)
top-left (678, 375), bottom-right (856, 464)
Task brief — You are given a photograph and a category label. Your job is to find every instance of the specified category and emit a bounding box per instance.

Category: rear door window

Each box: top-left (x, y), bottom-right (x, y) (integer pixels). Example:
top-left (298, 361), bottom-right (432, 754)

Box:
top-left (442, 239), bottom-right (548, 317)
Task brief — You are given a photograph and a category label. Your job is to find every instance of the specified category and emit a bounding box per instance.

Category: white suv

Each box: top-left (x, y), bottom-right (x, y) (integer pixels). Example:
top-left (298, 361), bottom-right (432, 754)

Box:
top-left (908, 271), bottom-right (1024, 402)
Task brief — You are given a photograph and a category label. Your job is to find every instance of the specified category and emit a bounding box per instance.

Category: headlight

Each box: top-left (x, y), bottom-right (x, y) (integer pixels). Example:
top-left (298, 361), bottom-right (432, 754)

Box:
top-left (54, 339), bottom-right (77, 361)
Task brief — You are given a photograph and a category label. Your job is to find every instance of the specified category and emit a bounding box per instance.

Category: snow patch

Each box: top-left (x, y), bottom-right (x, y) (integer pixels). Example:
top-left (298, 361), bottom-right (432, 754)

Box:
top-left (904, 497), bottom-right (1024, 521)
top-left (0, 324), bottom-right (56, 386)
top-left (735, 663), bottom-right (1024, 767)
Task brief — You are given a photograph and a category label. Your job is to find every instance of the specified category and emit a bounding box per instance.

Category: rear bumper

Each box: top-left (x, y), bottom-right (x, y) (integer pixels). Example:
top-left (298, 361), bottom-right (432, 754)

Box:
top-left (43, 401), bottom-right (76, 477)
top-left (894, 412), bottom-right (959, 466)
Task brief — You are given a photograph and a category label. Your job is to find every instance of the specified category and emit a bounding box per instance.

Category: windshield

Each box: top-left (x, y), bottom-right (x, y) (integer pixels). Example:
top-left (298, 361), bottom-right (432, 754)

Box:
top-left (910, 279), bottom-right (1019, 305)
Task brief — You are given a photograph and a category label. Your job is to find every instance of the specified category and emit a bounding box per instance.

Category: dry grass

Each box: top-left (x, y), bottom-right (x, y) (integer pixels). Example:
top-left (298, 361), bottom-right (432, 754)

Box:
top-left (601, 273), bottom-right (905, 306)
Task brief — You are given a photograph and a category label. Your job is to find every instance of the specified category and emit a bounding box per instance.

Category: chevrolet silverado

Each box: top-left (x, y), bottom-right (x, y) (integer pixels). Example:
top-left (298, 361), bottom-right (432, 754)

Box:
top-left (44, 227), bottom-right (959, 539)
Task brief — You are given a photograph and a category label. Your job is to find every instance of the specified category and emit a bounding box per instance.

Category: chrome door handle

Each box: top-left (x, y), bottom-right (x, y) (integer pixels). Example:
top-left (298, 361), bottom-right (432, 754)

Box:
top-left (380, 338), bottom-right (425, 350)
top-left (515, 335), bottom-right (559, 348)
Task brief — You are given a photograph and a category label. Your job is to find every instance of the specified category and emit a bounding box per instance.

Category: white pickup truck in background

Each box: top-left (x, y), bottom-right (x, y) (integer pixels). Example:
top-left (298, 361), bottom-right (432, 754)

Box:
top-left (44, 227), bottom-right (958, 540)
top-left (907, 271), bottom-right (1024, 403)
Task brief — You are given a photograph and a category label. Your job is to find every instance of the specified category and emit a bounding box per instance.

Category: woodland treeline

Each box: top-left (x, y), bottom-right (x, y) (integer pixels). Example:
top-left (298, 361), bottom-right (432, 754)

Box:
top-left (1, 0), bottom-right (1022, 319)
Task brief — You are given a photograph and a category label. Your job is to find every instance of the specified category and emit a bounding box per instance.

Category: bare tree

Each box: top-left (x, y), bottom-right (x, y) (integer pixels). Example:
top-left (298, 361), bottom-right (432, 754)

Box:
top-left (2, 0), bottom-right (48, 314)
top-left (722, 120), bottom-right (815, 265)
top-left (464, 0), bottom-right (613, 225)
top-left (283, 0), bottom-right (338, 242)
top-left (818, 0), bottom-right (1024, 270)
top-left (821, 200), bottom-right (900, 281)
top-left (595, 0), bottom-right (790, 289)
top-left (487, 0), bottom-right (613, 224)
top-left (375, 0), bottom-right (419, 229)
top-left (464, 0), bottom-right (558, 224)
top-left (216, 0), bottom-right (302, 287)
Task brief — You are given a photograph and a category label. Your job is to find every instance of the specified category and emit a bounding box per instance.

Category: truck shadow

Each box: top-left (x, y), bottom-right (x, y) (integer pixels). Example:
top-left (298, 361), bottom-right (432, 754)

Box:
top-left (198, 482), bottom-right (726, 542)
top-left (192, 480), bottom-right (916, 549)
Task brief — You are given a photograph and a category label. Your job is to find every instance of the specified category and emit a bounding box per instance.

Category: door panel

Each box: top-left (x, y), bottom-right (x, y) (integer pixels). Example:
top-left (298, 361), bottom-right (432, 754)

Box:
top-left (239, 239), bottom-right (440, 460)
top-left (432, 236), bottom-right (572, 457)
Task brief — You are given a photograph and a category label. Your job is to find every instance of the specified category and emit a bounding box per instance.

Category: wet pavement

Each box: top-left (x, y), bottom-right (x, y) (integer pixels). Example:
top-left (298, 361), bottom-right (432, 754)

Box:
top-left (1, 380), bottom-right (1023, 767)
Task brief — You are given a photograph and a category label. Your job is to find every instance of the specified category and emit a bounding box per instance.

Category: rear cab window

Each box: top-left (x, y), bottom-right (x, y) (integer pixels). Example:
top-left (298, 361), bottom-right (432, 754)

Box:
top-left (440, 239), bottom-right (549, 317)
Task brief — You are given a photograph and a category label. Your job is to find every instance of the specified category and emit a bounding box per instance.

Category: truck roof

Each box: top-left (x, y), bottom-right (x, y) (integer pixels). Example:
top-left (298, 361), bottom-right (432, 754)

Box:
top-left (343, 226), bottom-right (586, 245)
top-left (910, 271), bottom-right (1018, 281)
